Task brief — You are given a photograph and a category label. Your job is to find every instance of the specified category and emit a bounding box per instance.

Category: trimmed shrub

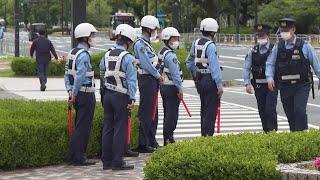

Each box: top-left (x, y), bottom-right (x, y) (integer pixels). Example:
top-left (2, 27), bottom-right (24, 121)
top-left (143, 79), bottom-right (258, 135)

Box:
top-left (0, 99), bottom-right (139, 170)
top-left (11, 57), bottom-right (65, 76)
top-left (144, 131), bottom-right (320, 180)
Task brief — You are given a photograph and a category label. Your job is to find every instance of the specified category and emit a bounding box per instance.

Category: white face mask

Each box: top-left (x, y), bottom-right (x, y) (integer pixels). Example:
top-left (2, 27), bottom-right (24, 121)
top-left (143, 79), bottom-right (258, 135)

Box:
top-left (151, 31), bottom-right (157, 39)
top-left (170, 41), bottom-right (180, 49)
top-left (88, 37), bottom-right (96, 47)
top-left (257, 38), bottom-right (268, 45)
top-left (280, 32), bottom-right (291, 40)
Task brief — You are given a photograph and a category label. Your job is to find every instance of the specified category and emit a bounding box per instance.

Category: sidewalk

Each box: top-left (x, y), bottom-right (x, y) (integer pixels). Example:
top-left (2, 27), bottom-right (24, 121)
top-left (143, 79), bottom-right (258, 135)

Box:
top-left (0, 154), bottom-right (150, 179)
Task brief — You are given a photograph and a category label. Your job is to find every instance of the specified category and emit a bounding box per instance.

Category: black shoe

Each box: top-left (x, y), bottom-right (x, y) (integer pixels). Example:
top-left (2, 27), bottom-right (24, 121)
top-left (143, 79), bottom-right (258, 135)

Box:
top-left (164, 140), bottom-right (170, 146)
top-left (135, 145), bottom-right (155, 153)
top-left (112, 163), bottom-right (134, 170)
top-left (125, 149), bottom-right (139, 157)
top-left (73, 159), bottom-right (96, 166)
top-left (151, 143), bottom-right (160, 149)
top-left (40, 84), bottom-right (46, 91)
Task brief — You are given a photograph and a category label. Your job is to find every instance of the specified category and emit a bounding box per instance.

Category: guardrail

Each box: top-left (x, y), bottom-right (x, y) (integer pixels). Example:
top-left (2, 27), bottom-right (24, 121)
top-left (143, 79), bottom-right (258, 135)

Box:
top-left (1, 36), bottom-right (31, 57)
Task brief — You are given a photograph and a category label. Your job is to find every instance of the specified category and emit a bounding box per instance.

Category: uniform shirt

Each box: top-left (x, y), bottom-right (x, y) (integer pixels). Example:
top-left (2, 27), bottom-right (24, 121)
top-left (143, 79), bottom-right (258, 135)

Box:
top-left (99, 44), bottom-right (137, 101)
top-left (162, 47), bottom-right (183, 91)
top-left (134, 34), bottom-right (161, 79)
top-left (30, 36), bottom-right (58, 62)
top-left (266, 36), bottom-right (320, 82)
top-left (64, 43), bottom-right (94, 96)
top-left (186, 36), bottom-right (223, 88)
top-left (243, 43), bottom-right (271, 85)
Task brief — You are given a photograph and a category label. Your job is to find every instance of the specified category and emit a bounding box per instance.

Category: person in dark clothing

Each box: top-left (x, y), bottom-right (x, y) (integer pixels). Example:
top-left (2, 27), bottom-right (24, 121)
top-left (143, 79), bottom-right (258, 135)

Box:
top-left (30, 29), bottom-right (58, 91)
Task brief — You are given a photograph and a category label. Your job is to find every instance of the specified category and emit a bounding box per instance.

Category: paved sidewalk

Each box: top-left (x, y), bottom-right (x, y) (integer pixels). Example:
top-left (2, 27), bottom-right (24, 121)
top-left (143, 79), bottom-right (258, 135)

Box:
top-left (0, 154), bottom-right (150, 180)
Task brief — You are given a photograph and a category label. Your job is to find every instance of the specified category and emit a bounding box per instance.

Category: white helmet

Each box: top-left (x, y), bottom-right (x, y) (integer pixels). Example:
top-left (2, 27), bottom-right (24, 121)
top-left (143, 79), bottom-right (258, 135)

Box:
top-left (115, 24), bottom-right (137, 42)
top-left (74, 23), bottom-right (98, 39)
top-left (200, 18), bottom-right (219, 32)
top-left (161, 27), bottom-right (180, 40)
top-left (141, 15), bottom-right (160, 30)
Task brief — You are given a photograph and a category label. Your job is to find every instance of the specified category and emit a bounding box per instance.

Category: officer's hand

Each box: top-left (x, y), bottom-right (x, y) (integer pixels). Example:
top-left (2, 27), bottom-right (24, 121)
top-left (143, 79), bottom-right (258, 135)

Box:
top-left (159, 76), bottom-right (165, 85)
top-left (217, 87), bottom-right (224, 98)
top-left (268, 80), bottom-right (275, 91)
top-left (245, 84), bottom-right (254, 94)
top-left (177, 90), bottom-right (183, 100)
top-left (127, 100), bottom-right (134, 110)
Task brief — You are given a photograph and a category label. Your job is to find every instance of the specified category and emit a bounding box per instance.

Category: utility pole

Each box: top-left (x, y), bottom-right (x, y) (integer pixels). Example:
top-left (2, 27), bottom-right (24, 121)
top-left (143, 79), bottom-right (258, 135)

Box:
top-left (14, 0), bottom-right (19, 57)
top-left (155, 0), bottom-right (157, 17)
top-left (235, 0), bottom-right (240, 44)
top-left (144, 0), bottom-right (148, 15)
top-left (71, 0), bottom-right (86, 48)
top-left (254, 0), bottom-right (258, 26)
top-left (61, 0), bottom-right (64, 35)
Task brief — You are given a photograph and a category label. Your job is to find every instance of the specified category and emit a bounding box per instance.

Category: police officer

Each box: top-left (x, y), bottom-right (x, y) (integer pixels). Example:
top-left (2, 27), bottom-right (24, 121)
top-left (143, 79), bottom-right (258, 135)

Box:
top-left (243, 24), bottom-right (278, 133)
top-left (159, 27), bottom-right (183, 146)
top-left (186, 18), bottom-right (223, 136)
top-left (99, 24), bottom-right (137, 170)
top-left (266, 18), bottom-right (320, 131)
top-left (0, 25), bottom-right (4, 56)
top-left (30, 29), bottom-right (58, 91)
top-left (134, 15), bottom-right (164, 153)
top-left (64, 23), bottom-right (97, 166)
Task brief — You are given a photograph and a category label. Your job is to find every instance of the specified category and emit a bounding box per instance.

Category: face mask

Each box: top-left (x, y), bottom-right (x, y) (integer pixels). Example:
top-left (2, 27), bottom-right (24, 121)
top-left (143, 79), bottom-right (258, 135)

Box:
top-left (88, 37), bottom-right (96, 47)
top-left (257, 38), bottom-right (268, 45)
top-left (151, 31), bottom-right (157, 39)
top-left (280, 32), bottom-right (291, 40)
top-left (170, 41), bottom-right (180, 49)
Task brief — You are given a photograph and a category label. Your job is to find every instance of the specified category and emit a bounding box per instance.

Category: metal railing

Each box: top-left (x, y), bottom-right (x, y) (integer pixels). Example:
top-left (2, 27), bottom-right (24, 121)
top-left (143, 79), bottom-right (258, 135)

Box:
top-left (1, 36), bottom-right (31, 57)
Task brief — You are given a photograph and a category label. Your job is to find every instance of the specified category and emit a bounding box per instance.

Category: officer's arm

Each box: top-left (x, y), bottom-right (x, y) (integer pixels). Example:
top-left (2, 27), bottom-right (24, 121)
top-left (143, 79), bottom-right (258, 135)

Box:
top-left (134, 41), bottom-right (161, 79)
top-left (64, 60), bottom-right (72, 92)
top-left (30, 40), bottom-right (36, 58)
top-left (186, 42), bottom-right (197, 77)
top-left (49, 41), bottom-right (59, 60)
top-left (72, 53), bottom-right (88, 96)
top-left (124, 55), bottom-right (138, 101)
top-left (304, 43), bottom-right (320, 79)
top-left (207, 44), bottom-right (223, 88)
top-left (167, 53), bottom-right (183, 91)
top-left (265, 45), bottom-right (278, 83)
top-left (243, 48), bottom-right (253, 86)
top-left (99, 58), bottom-right (106, 91)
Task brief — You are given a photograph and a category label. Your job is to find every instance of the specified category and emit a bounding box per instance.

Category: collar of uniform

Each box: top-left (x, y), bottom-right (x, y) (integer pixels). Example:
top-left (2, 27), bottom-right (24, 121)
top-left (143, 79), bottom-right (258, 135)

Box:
top-left (259, 42), bottom-right (270, 50)
top-left (202, 36), bottom-right (212, 41)
top-left (141, 34), bottom-right (151, 44)
top-left (285, 36), bottom-right (297, 46)
top-left (115, 44), bottom-right (126, 50)
top-left (77, 43), bottom-right (89, 50)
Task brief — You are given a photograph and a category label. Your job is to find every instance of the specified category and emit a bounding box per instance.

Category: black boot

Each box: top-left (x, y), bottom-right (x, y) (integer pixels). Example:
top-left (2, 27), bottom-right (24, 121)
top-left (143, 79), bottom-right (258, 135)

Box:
top-left (125, 149), bottom-right (139, 157)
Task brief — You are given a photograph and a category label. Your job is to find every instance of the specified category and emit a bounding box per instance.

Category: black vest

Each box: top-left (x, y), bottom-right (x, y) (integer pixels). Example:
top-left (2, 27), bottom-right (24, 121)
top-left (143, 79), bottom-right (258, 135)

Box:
top-left (195, 38), bottom-right (216, 69)
top-left (105, 49), bottom-right (127, 89)
top-left (251, 44), bottom-right (273, 81)
top-left (67, 48), bottom-right (93, 86)
top-left (275, 38), bottom-right (311, 84)
top-left (158, 46), bottom-right (184, 82)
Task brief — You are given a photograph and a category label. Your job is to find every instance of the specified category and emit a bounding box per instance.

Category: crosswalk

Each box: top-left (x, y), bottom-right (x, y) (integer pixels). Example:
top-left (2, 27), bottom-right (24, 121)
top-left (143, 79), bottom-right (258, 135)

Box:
top-left (154, 93), bottom-right (290, 141)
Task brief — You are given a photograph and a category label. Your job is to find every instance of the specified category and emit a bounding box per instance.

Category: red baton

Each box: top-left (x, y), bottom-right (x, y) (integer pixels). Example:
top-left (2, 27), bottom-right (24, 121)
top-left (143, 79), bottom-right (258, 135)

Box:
top-left (181, 99), bottom-right (192, 117)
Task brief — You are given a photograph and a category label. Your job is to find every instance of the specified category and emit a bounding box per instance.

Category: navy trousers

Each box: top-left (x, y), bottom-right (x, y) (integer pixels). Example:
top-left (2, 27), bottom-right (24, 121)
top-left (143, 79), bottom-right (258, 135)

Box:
top-left (67, 92), bottom-right (96, 164)
top-left (36, 61), bottom-right (49, 85)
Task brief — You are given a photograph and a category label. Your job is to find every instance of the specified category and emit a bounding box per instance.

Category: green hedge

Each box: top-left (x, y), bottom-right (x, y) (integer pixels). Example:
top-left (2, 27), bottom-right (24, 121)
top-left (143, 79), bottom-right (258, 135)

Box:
top-left (0, 99), bottom-right (139, 170)
top-left (144, 130), bottom-right (320, 180)
top-left (11, 57), bottom-right (65, 76)
top-left (10, 46), bottom-right (192, 79)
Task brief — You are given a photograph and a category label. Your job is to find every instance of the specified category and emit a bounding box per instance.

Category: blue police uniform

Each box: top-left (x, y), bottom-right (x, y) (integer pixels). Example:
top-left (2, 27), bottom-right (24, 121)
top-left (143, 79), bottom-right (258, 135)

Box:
top-left (243, 42), bottom-right (278, 132)
top-left (158, 46), bottom-right (183, 144)
top-left (99, 44), bottom-right (137, 168)
top-left (64, 43), bottom-right (96, 165)
top-left (186, 36), bottom-right (222, 136)
top-left (266, 19), bottom-right (320, 131)
top-left (134, 34), bottom-right (161, 150)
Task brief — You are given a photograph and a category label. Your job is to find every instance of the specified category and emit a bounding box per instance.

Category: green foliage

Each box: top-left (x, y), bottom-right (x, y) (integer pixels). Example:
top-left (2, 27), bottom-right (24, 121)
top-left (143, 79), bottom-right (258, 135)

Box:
top-left (91, 51), bottom-right (105, 77)
top-left (144, 131), bottom-right (320, 180)
top-left (258, 0), bottom-right (320, 34)
top-left (220, 26), bottom-right (253, 34)
top-left (0, 99), bottom-right (139, 170)
top-left (11, 57), bottom-right (65, 76)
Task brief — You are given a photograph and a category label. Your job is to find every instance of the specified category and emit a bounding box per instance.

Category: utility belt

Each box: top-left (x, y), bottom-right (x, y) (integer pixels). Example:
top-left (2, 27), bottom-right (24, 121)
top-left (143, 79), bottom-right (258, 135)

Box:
top-left (251, 78), bottom-right (268, 84)
top-left (79, 84), bottom-right (95, 93)
top-left (197, 69), bottom-right (211, 74)
top-left (138, 68), bottom-right (151, 75)
top-left (104, 82), bottom-right (128, 95)
top-left (277, 74), bottom-right (310, 86)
